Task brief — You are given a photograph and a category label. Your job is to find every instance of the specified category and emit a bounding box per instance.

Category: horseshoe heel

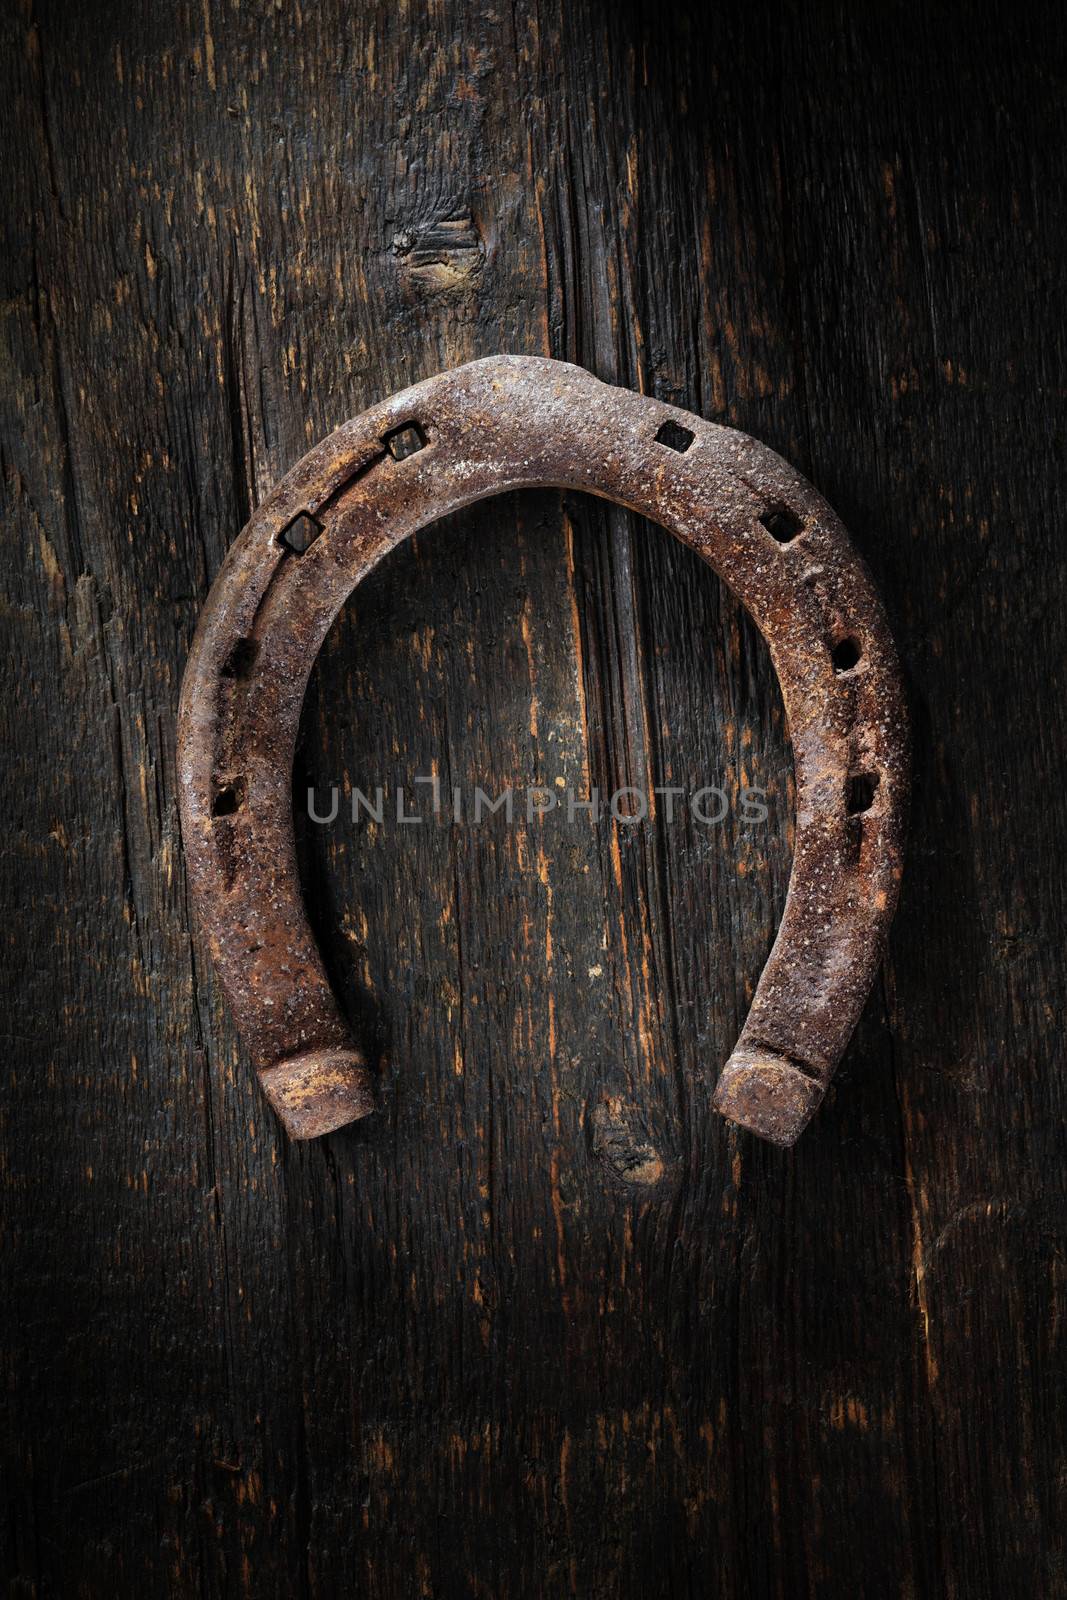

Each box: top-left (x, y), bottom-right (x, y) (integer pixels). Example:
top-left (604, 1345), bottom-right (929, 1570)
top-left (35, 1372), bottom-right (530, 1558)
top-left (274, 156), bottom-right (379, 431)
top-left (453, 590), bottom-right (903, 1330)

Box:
top-left (178, 356), bottom-right (909, 1146)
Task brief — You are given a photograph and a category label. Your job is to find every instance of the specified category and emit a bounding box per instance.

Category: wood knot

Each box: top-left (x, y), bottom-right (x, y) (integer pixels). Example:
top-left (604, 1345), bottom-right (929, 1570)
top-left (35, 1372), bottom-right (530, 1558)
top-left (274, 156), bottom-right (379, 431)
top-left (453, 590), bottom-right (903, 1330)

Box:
top-left (390, 208), bottom-right (484, 296)
top-left (590, 1097), bottom-right (664, 1188)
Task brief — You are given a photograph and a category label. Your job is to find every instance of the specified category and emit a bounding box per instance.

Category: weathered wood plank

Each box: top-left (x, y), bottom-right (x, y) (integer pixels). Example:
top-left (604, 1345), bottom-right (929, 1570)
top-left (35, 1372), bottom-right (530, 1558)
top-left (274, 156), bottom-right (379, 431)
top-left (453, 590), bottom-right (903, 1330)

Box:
top-left (2, 1), bottom-right (1064, 1596)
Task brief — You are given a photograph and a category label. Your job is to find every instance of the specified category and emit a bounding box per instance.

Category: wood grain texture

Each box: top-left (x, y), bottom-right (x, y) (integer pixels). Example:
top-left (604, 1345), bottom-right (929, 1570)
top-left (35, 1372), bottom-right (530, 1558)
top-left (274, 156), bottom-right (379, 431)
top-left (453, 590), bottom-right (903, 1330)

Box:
top-left (2, 1), bottom-right (1064, 1595)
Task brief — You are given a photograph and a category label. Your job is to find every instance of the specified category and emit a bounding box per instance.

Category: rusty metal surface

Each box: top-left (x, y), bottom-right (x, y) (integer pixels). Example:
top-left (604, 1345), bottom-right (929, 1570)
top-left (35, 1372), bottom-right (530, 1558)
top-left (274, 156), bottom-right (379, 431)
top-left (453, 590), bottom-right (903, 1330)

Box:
top-left (177, 355), bottom-right (910, 1146)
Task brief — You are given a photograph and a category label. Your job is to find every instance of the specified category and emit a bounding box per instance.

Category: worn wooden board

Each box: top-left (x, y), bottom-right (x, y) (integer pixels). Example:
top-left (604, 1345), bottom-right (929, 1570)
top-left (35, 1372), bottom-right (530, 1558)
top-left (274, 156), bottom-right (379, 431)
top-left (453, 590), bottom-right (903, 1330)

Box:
top-left (2, 0), bottom-right (1065, 1595)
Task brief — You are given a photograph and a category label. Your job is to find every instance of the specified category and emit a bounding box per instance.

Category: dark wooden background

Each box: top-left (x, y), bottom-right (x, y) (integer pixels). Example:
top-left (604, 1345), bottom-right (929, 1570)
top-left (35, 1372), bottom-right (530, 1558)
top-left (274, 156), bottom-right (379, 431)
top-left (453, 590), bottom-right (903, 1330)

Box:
top-left (3, 0), bottom-right (1065, 1595)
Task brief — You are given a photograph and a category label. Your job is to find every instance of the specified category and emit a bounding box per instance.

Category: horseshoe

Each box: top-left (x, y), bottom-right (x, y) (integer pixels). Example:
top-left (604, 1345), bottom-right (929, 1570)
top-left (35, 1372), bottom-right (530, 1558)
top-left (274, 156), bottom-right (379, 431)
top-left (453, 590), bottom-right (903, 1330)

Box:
top-left (178, 356), bottom-right (909, 1148)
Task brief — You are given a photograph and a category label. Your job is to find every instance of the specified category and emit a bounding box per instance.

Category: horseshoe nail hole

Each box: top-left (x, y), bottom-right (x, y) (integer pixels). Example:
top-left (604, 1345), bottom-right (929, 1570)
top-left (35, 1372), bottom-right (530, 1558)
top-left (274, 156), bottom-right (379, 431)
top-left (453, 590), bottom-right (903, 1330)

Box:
top-left (654, 419), bottom-right (694, 453)
top-left (846, 772), bottom-right (880, 815)
top-left (212, 782), bottom-right (244, 818)
top-left (760, 506), bottom-right (805, 545)
top-left (831, 637), bottom-right (862, 673)
top-left (383, 421), bottom-right (426, 461)
top-left (279, 511), bottom-right (324, 554)
top-left (221, 637), bottom-right (259, 679)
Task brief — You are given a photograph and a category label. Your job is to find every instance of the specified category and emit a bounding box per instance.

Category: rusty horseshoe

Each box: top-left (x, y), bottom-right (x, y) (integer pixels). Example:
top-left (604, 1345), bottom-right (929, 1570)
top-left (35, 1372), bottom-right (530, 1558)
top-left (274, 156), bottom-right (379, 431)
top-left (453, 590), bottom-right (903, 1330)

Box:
top-left (178, 356), bottom-right (909, 1147)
